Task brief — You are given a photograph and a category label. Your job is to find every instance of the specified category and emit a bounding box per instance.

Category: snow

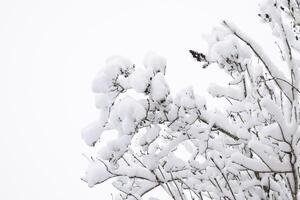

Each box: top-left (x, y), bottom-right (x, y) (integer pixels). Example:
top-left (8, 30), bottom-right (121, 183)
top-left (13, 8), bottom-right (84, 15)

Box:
top-left (144, 52), bottom-right (167, 75)
top-left (114, 165), bottom-right (156, 182)
top-left (174, 87), bottom-right (196, 109)
top-left (94, 93), bottom-right (114, 109)
top-left (139, 125), bottom-right (161, 146)
top-left (81, 121), bottom-right (104, 146)
top-left (82, 2), bottom-right (300, 199)
top-left (249, 141), bottom-right (291, 172)
top-left (92, 72), bottom-right (113, 93)
top-left (130, 67), bottom-right (151, 93)
top-left (260, 123), bottom-right (282, 140)
top-left (83, 160), bottom-right (113, 187)
top-left (207, 27), bottom-right (251, 76)
top-left (150, 73), bottom-right (169, 102)
top-left (163, 153), bottom-right (186, 172)
top-left (92, 56), bottom-right (134, 93)
top-left (231, 152), bottom-right (270, 172)
top-left (223, 20), bottom-right (293, 101)
top-left (110, 96), bottom-right (146, 132)
top-left (142, 154), bottom-right (159, 170)
top-left (98, 134), bottom-right (132, 163)
top-left (208, 83), bottom-right (244, 100)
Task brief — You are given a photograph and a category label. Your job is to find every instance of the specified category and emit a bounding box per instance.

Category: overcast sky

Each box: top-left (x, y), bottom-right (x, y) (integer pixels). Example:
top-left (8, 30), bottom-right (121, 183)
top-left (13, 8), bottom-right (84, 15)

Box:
top-left (0, 0), bottom-right (261, 199)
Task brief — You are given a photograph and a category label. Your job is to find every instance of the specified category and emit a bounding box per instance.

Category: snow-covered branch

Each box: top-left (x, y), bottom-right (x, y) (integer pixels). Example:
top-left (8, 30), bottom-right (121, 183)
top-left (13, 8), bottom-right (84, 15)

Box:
top-left (82, 1), bottom-right (300, 199)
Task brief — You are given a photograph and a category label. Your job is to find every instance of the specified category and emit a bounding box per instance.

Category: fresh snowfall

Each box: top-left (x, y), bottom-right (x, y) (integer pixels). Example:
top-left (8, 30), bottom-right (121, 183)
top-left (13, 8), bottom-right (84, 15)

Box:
top-left (82, 0), bottom-right (300, 199)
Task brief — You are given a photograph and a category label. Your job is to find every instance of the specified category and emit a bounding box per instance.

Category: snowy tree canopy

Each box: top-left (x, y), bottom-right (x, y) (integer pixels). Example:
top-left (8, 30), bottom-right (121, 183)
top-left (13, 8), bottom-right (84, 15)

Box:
top-left (82, 0), bottom-right (300, 199)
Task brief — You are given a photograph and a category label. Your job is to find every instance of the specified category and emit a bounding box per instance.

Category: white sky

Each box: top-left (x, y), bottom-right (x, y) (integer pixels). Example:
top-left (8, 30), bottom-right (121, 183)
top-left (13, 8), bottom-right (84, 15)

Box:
top-left (0, 0), bottom-right (262, 199)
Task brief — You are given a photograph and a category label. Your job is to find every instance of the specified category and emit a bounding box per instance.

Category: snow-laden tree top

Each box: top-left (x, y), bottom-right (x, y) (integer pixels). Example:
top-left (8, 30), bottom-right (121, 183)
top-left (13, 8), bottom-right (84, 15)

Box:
top-left (82, 0), bottom-right (300, 199)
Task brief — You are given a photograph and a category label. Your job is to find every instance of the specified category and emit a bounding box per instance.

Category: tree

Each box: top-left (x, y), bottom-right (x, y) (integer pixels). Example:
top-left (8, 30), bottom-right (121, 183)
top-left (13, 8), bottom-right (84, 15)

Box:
top-left (81, 0), bottom-right (300, 199)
